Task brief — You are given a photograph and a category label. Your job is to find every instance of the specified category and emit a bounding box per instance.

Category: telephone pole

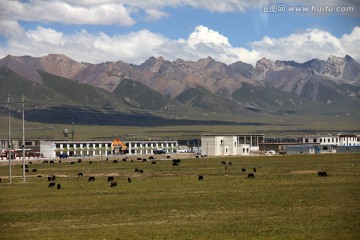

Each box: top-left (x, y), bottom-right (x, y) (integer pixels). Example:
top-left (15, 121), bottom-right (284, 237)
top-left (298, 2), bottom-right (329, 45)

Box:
top-left (7, 95), bottom-right (12, 183)
top-left (22, 94), bottom-right (28, 183)
top-left (71, 117), bottom-right (75, 141)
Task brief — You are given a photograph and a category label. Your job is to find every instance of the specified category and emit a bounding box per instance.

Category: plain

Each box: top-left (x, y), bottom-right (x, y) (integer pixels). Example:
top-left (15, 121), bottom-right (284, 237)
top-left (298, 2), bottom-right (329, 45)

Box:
top-left (0, 153), bottom-right (359, 240)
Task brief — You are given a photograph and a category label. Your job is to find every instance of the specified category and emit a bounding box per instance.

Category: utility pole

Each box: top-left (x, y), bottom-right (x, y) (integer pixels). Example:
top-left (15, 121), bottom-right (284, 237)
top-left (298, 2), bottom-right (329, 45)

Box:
top-left (100, 147), bottom-right (103, 172)
top-left (7, 95), bottom-right (12, 183)
top-left (71, 117), bottom-right (75, 141)
top-left (22, 94), bottom-right (28, 183)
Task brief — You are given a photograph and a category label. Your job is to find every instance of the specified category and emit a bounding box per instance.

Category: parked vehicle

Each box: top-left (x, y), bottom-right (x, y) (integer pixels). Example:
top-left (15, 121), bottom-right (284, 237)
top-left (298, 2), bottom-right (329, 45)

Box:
top-left (154, 149), bottom-right (166, 154)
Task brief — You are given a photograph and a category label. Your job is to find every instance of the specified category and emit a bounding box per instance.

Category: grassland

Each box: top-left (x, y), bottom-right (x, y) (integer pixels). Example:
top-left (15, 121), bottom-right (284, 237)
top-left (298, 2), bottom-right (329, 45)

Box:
top-left (0, 153), bottom-right (359, 239)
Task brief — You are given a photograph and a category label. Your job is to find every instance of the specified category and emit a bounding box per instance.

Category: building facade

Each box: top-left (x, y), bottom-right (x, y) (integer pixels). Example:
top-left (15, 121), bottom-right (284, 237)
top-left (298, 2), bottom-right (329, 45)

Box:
top-left (303, 133), bottom-right (360, 146)
top-left (201, 134), bottom-right (265, 156)
top-left (40, 140), bottom-right (178, 158)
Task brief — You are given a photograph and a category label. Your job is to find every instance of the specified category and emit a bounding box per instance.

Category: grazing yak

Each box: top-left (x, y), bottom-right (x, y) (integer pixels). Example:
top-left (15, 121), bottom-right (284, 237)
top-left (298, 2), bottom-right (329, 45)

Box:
top-left (57, 183), bottom-right (61, 189)
top-left (128, 177), bottom-right (131, 183)
top-left (88, 176), bottom-right (95, 182)
top-left (107, 176), bottom-right (115, 182)
top-left (242, 168), bottom-right (246, 172)
top-left (78, 173), bottom-right (83, 177)
top-left (110, 181), bottom-right (117, 187)
top-left (318, 171), bottom-right (328, 177)
top-left (172, 159), bottom-right (181, 166)
top-left (247, 173), bottom-right (255, 178)
top-left (48, 182), bottom-right (56, 187)
top-left (32, 169), bottom-right (37, 172)
top-left (198, 175), bottom-right (204, 181)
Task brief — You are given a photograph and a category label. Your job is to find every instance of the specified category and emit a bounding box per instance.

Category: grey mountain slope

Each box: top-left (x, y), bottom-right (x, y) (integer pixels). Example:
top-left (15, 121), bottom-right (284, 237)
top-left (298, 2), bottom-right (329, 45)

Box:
top-left (1, 54), bottom-right (359, 126)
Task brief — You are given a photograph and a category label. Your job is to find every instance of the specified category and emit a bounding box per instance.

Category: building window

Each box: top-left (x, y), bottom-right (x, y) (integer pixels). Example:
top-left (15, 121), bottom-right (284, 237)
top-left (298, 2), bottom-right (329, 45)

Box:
top-left (220, 140), bottom-right (223, 145)
top-left (313, 139), bottom-right (317, 143)
top-left (234, 142), bottom-right (237, 146)
top-left (320, 139), bottom-right (322, 143)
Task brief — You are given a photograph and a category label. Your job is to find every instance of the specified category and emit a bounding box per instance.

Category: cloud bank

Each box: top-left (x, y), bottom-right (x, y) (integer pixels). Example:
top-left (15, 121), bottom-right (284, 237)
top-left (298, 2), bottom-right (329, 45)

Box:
top-left (0, 21), bottom-right (359, 65)
top-left (0, 0), bottom-right (359, 65)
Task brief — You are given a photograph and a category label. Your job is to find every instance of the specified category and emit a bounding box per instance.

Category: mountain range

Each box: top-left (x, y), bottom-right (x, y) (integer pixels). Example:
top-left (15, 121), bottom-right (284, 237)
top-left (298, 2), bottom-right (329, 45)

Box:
top-left (0, 54), bottom-right (359, 129)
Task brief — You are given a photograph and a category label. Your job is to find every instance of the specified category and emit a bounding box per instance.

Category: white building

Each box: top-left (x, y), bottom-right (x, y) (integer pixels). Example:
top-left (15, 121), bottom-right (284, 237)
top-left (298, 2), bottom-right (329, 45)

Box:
top-left (303, 133), bottom-right (360, 146)
top-left (201, 134), bottom-right (265, 156)
top-left (40, 140), bottom-right (178, 158)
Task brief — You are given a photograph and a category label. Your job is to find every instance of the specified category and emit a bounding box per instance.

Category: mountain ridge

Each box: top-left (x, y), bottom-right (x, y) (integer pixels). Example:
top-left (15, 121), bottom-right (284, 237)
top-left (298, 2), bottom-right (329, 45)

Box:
top-left (0, 54), bottom-right (359, 128)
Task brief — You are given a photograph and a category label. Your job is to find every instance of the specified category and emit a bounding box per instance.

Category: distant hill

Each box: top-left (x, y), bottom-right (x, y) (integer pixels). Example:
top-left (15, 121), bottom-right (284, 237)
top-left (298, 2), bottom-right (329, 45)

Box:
top-left (0, 54), bottom-right (359, 129)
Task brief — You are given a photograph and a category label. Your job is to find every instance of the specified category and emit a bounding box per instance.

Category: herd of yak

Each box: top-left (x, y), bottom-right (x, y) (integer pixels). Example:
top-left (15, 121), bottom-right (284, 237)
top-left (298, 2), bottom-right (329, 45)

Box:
top-left (0, 156), bottom-right (327, 186)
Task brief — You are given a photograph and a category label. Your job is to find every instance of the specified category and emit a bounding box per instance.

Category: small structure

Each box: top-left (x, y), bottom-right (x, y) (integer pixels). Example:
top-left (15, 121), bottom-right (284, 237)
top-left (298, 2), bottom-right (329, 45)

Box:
top-left (286, 145), bottom-right (320, 154)
top-left (112, 138), bottom-right (127, 155)
top-left (201, 134), bottom-right (265, 156)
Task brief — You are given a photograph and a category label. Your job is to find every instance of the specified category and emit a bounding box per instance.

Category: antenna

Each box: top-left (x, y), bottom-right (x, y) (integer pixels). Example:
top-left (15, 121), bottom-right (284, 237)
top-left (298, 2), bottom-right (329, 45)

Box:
top-left (71, 117), bottom-right (75, 141)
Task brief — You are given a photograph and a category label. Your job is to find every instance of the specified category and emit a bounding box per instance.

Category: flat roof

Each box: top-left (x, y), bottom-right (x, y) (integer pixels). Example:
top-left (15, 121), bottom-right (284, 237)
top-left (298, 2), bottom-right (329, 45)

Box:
top-left (202, 134), bottom-right (265, 137)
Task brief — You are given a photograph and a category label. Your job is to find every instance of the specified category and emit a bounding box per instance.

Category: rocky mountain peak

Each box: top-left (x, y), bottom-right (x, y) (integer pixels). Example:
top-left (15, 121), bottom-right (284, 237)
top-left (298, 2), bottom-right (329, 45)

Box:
top-left (256, 57), bottom-right (275, 70)
top-left (253, 57), bottom-right (276, 80)
top-left (323, 55), bottom-right (345, 78)
top-left (151, 56), bottom-right (166, 72)
top-left (138, 56), bottom-right (166, 73)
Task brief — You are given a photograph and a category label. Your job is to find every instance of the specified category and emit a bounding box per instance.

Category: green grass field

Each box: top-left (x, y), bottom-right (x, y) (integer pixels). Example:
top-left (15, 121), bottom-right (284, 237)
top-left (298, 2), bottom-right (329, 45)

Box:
top-left (0, 153), bottom-right (359, 240)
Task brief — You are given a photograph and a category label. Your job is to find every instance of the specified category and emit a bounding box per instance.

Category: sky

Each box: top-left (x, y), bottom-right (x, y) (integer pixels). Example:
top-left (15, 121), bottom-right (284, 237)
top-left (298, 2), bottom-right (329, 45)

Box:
top-left (0, 0), bottom-right (359, 66)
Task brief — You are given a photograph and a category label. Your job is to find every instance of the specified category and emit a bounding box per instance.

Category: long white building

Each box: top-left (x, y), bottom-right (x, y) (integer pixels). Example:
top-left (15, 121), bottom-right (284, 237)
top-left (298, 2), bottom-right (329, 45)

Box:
top-left (303, 133), bottom-right (360, 146)
top-left (40, 140), bottom-right (178, 158)
top-left (201, 134), bottom-right (265, 156)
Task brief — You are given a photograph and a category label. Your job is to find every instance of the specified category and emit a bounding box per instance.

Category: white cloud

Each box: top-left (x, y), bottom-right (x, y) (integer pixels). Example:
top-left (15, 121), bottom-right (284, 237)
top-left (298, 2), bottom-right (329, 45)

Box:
top-left (250, 27), bottom-right (360, 63)
top-left (0, 19), bottom-right (359, 66)
top-left (27, 27), bottom-right (66, 46)
top-left (0, 0), bottom-right (357, 29)
top-left (143, 9), bottom-right (169, 22)
top-left (0, 0), bottom-right (135, 26)
top-left (187, 25), bottom-right (231, 47)
top-left (0, 20), bottom-right (25, 39)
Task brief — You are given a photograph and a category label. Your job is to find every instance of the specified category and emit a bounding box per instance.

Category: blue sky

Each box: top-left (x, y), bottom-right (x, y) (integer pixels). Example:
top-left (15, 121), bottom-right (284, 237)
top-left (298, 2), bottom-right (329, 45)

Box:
top-left (0, 0), bottom-right (359, 65)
